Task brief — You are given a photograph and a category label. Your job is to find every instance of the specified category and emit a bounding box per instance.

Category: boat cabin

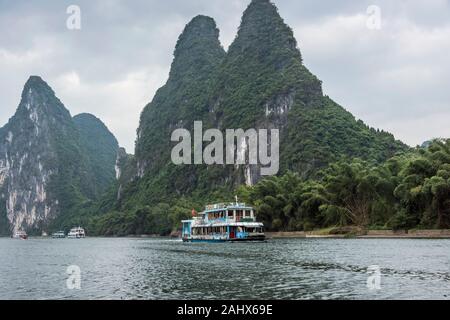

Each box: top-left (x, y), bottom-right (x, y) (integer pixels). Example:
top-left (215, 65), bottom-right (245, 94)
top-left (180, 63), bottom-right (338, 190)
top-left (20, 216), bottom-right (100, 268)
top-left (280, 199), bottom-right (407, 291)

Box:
top-left (182, 202), bottom-right (265, 242)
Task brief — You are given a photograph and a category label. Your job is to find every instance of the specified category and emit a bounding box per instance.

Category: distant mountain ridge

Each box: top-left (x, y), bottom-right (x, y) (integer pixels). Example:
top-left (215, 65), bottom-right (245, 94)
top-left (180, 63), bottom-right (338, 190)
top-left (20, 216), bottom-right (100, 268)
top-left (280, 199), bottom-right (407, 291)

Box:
top-left (0, 76), bottom-right (119, 234)
top-left (73, 113), bottom-right (119, 198)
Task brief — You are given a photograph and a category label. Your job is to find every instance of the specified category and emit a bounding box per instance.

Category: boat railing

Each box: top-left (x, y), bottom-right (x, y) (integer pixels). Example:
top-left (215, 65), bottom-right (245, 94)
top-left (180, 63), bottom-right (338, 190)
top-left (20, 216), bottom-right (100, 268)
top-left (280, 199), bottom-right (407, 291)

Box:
top-left (205, 203), bottom-right (248, 210)
top-left (205, 203), bottom-right (227, 210)
top-left (230, 202), bottom-right (247, 207)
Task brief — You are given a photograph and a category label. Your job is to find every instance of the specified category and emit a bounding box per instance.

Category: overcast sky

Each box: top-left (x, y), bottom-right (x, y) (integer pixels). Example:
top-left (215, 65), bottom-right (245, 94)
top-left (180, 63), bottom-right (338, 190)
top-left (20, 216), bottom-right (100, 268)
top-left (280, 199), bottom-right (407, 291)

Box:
top-left (1, 0), bottom-right (449, 152)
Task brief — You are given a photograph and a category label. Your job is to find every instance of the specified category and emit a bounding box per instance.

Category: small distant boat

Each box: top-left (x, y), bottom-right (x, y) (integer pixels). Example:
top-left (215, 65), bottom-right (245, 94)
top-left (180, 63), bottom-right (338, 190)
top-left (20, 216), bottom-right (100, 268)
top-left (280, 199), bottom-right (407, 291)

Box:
top-left (182, 198), bottom-right (265, 243)
top-left (52, 231), bottom-right (66, 238)
top-left (12, 230), bottom-right (28, 240)
top-left (67, 227), bottom-right (85, 239)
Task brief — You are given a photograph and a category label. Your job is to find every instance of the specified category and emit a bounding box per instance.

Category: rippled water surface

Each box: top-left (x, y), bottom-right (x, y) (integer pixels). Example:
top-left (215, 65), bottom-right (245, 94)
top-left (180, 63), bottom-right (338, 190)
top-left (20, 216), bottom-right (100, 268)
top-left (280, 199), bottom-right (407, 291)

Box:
top-left (0, 237), bottom-right (449, 299)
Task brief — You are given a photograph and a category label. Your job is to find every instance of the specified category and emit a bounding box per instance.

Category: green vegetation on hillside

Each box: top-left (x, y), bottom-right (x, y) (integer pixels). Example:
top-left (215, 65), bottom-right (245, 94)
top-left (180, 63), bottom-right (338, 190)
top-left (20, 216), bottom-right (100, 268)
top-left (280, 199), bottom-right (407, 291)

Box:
top-left (46, 113), bottom-right (119, 232)
top-left (238, 139), bottom-right (450, 231)
top-left (76, 139), bottom-right (448, 236)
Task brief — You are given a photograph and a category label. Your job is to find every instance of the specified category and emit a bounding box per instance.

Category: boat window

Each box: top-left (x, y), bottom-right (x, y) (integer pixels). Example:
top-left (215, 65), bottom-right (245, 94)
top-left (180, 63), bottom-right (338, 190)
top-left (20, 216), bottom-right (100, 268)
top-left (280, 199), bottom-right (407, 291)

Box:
top-left (228, 210), bottom-right (233, 217)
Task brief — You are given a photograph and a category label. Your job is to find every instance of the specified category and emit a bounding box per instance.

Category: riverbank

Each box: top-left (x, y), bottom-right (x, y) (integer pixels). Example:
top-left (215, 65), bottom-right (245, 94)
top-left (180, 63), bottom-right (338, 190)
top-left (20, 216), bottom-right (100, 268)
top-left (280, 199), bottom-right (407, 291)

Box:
top-left (266, 228), bottom-right (450, 239)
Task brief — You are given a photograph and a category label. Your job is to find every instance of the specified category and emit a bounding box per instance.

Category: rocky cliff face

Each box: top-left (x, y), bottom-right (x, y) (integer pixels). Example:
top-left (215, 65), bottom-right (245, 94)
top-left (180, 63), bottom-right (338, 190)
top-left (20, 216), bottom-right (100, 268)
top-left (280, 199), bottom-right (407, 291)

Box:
top-left (0, 77), bottom-right (73, 233)
top-left (0, 76), bottom-right (119, 234)
top-left (115, 147), bottom-right (136, 200)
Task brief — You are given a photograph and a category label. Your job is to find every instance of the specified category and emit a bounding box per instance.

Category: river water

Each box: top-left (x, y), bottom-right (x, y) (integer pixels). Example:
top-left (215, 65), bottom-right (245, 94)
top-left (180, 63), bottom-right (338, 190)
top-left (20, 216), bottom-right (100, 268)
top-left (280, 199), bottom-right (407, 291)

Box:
top-left (0, 237), bottom-right (449, 300)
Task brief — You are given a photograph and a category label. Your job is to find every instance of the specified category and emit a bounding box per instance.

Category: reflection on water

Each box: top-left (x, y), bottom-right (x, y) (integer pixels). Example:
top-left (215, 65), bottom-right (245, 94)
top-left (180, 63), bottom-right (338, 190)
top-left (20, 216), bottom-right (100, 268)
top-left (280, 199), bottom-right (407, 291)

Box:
top-left (0, 238), bottom-right (449, 300)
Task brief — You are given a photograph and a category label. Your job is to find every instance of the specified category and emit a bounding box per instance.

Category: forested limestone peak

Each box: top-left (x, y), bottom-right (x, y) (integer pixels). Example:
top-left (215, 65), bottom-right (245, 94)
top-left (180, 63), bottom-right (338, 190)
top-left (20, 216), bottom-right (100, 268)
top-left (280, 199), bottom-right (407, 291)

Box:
top-left (135, 15), bottom-right (226, 174)
top-left (23, 75), bottom-right (53, 94)
top-left (212, 0), bottom-right (322, 130)
top-left (229, 0), bottom-right (300, 62)
top-left (169, 15), bottom-right (225, 81)
top-left (21, 75), bottom-right (58, 106)
top-left (15, 75), bottom-right (72, 125)
top-left (73, 113), bottom-right (117, 142)
top-left (73, 112), bottom-right (119, 198)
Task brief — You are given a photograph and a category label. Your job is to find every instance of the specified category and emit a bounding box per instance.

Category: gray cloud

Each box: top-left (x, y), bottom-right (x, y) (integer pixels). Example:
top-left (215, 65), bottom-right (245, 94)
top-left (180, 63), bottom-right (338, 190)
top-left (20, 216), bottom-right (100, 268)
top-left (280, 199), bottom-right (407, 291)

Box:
top-left (1, 0), bottom-right (449, 152)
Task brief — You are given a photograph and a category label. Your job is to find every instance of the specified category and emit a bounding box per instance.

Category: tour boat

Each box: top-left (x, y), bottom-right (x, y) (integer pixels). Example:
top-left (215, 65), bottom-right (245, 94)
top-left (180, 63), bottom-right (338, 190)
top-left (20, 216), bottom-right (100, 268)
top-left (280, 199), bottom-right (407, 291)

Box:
top-left (67, 227), bottom-right (85, 239)
top-left (12, 230), bottom-right (28, 240)
top-left (182, 200), bottom-right (265, 242)
top-left (52, 231), bottom-right (66, 238)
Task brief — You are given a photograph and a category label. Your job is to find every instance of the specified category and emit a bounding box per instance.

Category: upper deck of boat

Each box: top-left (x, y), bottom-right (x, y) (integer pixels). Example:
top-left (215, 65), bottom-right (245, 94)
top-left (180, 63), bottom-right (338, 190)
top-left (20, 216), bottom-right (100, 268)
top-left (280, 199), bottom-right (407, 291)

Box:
top-left (202, 203), bottom-right (254, 214)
